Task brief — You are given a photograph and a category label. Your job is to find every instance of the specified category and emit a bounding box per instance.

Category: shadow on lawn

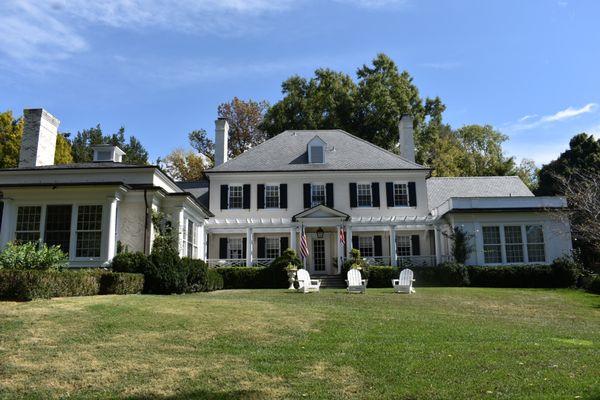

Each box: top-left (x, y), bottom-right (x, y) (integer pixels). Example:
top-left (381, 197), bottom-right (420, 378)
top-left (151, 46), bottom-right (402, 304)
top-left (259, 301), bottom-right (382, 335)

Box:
top-left (124, 389), bottom-right (265, 400)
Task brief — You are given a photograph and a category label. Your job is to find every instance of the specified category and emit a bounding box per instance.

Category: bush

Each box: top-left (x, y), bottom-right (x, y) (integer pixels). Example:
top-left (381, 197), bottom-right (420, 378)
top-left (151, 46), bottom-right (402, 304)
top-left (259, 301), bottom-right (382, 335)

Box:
top-left (144, 235), bottom-right (187, 294)
top-left (0, 242), bottom-right (68, 270)
top-left (111, 252), bottom-right (149, 274)
top-left (365, 266), bottom-right (396, 287)
top-left (0, 269), bottom-right (143, 301)
top-left (584, 275), bottom-right (600, 294)
top-left (215, 267), bottom-right (265, 289)
top-left (181, 258), bottom-right (209, 292)
top-left (269, 248), bottom-right (301, 287)
top-left (206, 268), bottom-right (224, 291)
top-left (414, 262), bottom-right (470, 287)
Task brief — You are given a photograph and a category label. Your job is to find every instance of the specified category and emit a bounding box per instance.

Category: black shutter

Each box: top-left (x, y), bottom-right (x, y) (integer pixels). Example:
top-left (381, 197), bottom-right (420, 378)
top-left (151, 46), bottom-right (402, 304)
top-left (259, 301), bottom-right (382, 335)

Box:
top-left (408, 182), bottom-right (417, 207)
top-left (219, 237), bottom-right (227, 258)
top-left (349, 183), bottom-right (357, 208)
top-left (352, 236), bottom-right (359, 251)
top-left (411, 235), bottom-right (420, 256)
top-left (280, 236), bottom-right (289, 253)
top-left (303, 183), bottom-right (311, 208)
top-left (386, 182), bottom-right (394, 207)
top-left (372, 182), bottom-right (380, 207)
top-left (242, 237), bottom-right (247, 258)
top-left (374, 235), bottom-right (383, 257)
top-left (243, 184), bottom-right (251, 209)
top-left (280, 184), bottom-right (288, 209)
top-left (257, 184), bottom-right (265, 209)
top-left (0, 202), bottom-right (3, 231)
top-left (220, 185), bottom-right (228, 210)
top-left (326, 183), bottom-right (334, 208)
top-left (257, 237), bottom-right (266, 258)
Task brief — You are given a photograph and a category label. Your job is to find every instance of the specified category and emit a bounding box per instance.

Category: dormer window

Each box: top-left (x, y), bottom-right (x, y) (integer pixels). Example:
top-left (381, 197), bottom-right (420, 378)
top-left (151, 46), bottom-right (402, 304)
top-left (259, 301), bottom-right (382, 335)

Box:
top-left (307, 136), bottom-right (326, 164)
top-left (91, 145), bottom-right (126, 163)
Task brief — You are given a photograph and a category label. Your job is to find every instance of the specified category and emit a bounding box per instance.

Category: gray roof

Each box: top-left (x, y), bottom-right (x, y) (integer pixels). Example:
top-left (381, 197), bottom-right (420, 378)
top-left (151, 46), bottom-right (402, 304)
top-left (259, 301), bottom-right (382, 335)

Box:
top-left (0, 162), bottom-right (144, 171)
top-left (427, 176), bottom-right (534, 210)
top-left (208, 130), bottom-right (427, 173)
top-left (176, 180), bottom-right (209, 208)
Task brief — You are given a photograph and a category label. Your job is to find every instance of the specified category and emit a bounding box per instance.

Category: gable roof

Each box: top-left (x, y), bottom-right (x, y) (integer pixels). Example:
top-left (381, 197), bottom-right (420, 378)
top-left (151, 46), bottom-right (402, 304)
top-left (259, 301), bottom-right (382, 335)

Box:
top-left (207, 130), bottom-right (427, 173)
top-left (426, 176), bottom-right (534, 211)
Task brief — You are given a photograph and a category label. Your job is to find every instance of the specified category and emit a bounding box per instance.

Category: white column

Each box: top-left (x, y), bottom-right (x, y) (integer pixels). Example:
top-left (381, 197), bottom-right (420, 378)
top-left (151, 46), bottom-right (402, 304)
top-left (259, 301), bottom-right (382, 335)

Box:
top-left (201, 226), bottom-right (208, 260)
top-left (389, 227), bottom-right (397, 267)
top-left (289, 226), bottom-right (297, 253)
top-left (434, 226), bottom-right (442, 265)
top-left (104, 196), bottom-right (119, 264)
top-left (246, 227), bottom-right (253, 266)
top-left (0, 199), bottom-right (14, 248)
top-left (336, 225), bottom-right (342, 273)
top-left (346, 225), bottom-right (353, 258)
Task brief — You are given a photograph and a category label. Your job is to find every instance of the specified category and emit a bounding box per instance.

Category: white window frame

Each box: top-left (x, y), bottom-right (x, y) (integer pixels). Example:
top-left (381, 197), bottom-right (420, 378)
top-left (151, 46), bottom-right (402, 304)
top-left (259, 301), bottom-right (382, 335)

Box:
top-left (356, 183), bottom-right (373, 208)
top-left (75, 204), bottom-right (104, 259)
top-left (311, 183), bottom-right (326, 207)
top-left (183, 218), bottom-right (198, 258)
top-left (525, 225), bottom-right (546, 263)
top-left (396, 235), bottom-right (412, 257)
top-left (392, 182), bottom-right (409, 207)
top-left (227, 237), bottom-right (244, 259)
top-left (228, 184), bottom-right (243, 209)
top-left (15, 205), bottom-right (42, 243)
top-left (480, 223), bottom-right (547, 265)
top-left (264, 237), bottom-right (281, 259)
top-left (264, 184), bottom-right (280, 209)
top-left (358, 236), bottom-right (374, 257)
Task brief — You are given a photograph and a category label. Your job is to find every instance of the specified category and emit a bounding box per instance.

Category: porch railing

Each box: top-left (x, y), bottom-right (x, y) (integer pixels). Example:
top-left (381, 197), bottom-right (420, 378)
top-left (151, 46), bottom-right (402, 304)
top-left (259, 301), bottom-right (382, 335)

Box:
top-left (346, 255), bottom-right (453, 268)
top-left (206, 258), bottom-right (275, 268)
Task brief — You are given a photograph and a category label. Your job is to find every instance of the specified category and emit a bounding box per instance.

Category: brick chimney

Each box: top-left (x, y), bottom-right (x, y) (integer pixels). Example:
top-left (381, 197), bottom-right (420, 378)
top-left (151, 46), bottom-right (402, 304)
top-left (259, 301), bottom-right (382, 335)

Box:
top-left (398, 114), bottom-right (415, 162)
top-left (19, 108), bottom-right (60, 168)
top-left (214, 118), bottom-right (229, 166)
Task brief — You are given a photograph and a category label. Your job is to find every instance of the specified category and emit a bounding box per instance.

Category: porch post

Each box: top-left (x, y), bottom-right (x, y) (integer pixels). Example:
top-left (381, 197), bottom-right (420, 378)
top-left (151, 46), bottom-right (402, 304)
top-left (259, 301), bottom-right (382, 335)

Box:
top-left (389, 226), bottom-right (397, 267)
top-left (289, 226), bottom-right (297, 253)
top-left (246, 227), bottom-right (253, 266)
top-left (202, 227), bottom-right (208, 260)
top-left (104, 196), bottom-right (119, 264)
top-left (434, 226), bottom-right (442, 265)
top-left (346, 225), bottom-right (353, 258)
top-left (336, 224), bottom-right (342, 274)
top-left (0, 199), bottom-right (14, 247)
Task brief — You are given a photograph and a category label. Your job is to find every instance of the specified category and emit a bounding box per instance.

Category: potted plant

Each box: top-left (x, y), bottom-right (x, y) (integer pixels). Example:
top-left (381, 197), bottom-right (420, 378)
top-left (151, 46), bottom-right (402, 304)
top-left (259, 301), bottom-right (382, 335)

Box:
top-left (285, 263), bottom-right (298, 290)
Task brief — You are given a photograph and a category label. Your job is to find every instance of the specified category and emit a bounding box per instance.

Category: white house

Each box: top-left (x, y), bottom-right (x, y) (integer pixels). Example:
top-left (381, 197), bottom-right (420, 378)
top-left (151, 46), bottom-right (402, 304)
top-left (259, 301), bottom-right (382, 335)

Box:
top-left (0, 109), bottom-right (572, 274)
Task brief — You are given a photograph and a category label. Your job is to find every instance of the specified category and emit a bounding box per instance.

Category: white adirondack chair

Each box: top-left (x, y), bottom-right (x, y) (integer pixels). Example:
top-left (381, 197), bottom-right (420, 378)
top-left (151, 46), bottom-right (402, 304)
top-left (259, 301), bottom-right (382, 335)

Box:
top-left (392, 268), bottom-right (415, 293)
top-left (346, 268), bottom-right (367, 294)
top-left (295, 269), bottom-right (321, 293)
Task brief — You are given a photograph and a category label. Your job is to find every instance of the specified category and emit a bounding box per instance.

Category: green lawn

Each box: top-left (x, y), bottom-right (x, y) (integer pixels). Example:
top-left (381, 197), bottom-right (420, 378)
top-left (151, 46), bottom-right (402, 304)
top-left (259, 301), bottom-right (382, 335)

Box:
top-left (0, 288), bottom-right (598, 400)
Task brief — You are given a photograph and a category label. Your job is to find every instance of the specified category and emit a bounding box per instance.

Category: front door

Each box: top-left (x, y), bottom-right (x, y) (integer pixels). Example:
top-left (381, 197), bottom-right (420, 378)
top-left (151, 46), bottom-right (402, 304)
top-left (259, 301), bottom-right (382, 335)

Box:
top-left (309, 233), bottom-right (331, 274)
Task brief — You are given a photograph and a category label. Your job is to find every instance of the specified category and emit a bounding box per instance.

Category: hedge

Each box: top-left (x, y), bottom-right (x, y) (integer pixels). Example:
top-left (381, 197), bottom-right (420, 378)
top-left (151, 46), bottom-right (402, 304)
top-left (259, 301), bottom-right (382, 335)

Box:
top-left (365, 263), bottom-right (469, 288)
top-left (215, 267), bottom-right (284, 289)
top-left (0, 270), bottom-right (144, 301)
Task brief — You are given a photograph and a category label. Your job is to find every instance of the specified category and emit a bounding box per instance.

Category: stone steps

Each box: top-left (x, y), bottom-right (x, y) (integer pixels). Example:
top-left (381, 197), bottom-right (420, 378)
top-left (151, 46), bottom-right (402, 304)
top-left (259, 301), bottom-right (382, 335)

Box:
top-left (315, 275), bottom-right (346, 288)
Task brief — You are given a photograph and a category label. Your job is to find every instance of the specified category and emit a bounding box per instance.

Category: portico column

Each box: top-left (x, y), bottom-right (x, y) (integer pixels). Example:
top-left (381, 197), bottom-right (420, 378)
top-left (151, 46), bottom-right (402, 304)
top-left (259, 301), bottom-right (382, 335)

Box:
top-left (289, 226), bottom-right (297, 253)
top-left (0, 199), bottom-right (14, 247)
top-left (336, 224), bottom-right (342, 273)
top-left (246, 227), bottom-right (253, 267)
top-left (346, 225), bottom-right (353, 258)
top-left (434, 226), bottom-right (442, 265)
top-left (389, 226), bottom-right (397, 267)
top-left (104, 196), bottom-right (119, 264)
top-left (202, 227), bottom-right (208, 260)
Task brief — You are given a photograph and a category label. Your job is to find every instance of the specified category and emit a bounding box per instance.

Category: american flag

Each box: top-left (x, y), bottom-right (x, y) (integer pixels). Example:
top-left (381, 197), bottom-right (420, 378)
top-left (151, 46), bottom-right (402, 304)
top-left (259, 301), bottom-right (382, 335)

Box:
top-left (339, 227), bottom-right (346, 246)
top-left (300, 225), bottom-right (309, 259)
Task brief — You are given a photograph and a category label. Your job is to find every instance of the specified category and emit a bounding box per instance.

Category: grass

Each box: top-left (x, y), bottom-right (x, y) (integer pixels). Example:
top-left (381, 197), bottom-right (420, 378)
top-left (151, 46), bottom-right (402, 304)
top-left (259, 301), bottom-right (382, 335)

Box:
top-left (0, 288), bottom-right (598, 400)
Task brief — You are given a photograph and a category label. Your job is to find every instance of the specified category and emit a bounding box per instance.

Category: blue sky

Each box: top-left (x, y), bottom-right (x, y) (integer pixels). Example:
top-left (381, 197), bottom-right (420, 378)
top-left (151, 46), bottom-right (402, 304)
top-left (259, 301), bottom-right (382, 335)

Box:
top-left (1, 0), bottom-right (599, 165)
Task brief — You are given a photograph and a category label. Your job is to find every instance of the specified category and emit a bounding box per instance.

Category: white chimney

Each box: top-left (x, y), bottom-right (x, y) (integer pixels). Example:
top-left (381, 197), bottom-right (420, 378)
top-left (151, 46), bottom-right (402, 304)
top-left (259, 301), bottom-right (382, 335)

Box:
top-left (19, 108), bottom-right (60, 168)
top-left (398, 114), bottom-right (415, 162)
top-left (214, 118), bottom-right (229, 166)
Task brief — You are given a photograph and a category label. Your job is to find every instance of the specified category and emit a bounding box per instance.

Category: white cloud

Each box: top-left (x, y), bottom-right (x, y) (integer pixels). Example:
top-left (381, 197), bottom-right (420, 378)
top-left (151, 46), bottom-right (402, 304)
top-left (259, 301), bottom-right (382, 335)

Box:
top-left (506, 103), bottom-right (598, 132)
top-left (334, 0), bottom-right (409, 9)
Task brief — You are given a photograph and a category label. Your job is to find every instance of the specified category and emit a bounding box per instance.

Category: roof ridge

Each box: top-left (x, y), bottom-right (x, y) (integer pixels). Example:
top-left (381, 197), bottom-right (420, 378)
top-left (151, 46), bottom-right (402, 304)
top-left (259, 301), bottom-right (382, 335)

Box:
top-left (428, 176), bottom-right (522, 180)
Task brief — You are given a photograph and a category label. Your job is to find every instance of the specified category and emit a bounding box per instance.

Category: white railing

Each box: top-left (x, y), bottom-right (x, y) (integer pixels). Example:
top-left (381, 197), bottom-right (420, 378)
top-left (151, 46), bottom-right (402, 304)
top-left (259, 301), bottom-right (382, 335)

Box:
top-left (206, 258), bottom-right (275, 268)
top-left (343, 255), bottom-right (453, 267)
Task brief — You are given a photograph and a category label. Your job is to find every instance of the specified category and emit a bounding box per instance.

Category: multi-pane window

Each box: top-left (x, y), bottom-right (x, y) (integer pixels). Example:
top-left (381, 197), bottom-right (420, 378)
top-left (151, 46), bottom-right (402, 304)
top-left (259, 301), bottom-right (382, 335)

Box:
top-left (45, 205), bottom-right (72, 253)
top-left (526, 225), bottom-right (546, 262)
top-left (265, 185), bottom-right (280, 208)
top-left (76, 205), bottom-right (103, 257)
top-left (227, 238), bottom-right (244, 259)
top-left (265, 237), bottom-right (281, 259)
top-left (15, 206), bottom-right (41, 243)
top-left (504, 226), bottom-right (524, 263)
top-left (357, 184), bottom-right (372, 207)
top-left (228, 185), bottom-right (243, 209)
top-left (393, 183), bottom-right (409, 207)
top-left (184, 219), bottom-right (197, 258)
top-left (482, 226), bottom-right (502, 264)
top-left (358, 236), bottom-right (374, 257)
top-left (311, 184), bottom-right (326, 207)
top-left (396, 235), bottom-right (412, 257)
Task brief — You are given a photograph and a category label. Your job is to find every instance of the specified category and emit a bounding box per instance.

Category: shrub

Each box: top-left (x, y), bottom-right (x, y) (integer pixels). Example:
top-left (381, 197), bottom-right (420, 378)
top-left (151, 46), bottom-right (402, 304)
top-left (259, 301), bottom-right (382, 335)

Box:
top-left (111, 252), bottom-right (149, 274)
top-left (467, 259), bottom-right (579, 288)
top-left (268, 248), bottom-right (301, 288)
top-left (97, 272), bottom-right (144, 295)
top-left (181, 258), bottom-right (209, 292)
top-left (206, 268), bottom-right (224, 291)
top-left (215, 267), bottom-right (265, 289)
top-left (584, 275), bottom-right (600, 294)
top-left (0, 242), bottom-right (68, 270)
top-left (144, 231), bottom-right (186, 294)
top-left (365, 266), bottom-right (397, 287)
top-left (414, 262), bottom-right (470, 286)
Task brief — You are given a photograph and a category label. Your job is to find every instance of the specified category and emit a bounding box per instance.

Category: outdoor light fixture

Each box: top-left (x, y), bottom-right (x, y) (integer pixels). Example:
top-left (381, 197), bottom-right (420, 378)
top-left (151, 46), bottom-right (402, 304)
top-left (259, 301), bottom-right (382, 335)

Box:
top-left (316, 227), bottom-right (324, 238)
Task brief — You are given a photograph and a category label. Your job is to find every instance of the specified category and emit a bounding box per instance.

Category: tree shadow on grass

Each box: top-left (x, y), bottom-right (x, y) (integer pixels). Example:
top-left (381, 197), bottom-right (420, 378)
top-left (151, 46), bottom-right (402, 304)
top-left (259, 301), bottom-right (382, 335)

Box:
top-left (123, 389), bottom-right (266, 400)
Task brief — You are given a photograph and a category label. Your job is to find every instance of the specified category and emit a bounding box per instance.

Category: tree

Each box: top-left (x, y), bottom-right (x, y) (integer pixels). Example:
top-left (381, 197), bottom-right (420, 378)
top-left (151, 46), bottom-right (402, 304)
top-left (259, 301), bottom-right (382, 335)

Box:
top-left (0, 110), bottom-right (23, 168)
top-left (515, 158), bottom-right (539, 191)
top-left (537, 133), bottom-right (600, 196)
top-left (161, 148), bottom-right (208, 181)
top-left (452, 125), bottom-right (516, 176)
top-left (218, 97), bottom-right (269, 158)
top-left (54, 134), bottom-right (73, 164)
top-left (189, 129), bottom-right (214, 162)
top-left (71, 125), bottom-right (149, 164)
